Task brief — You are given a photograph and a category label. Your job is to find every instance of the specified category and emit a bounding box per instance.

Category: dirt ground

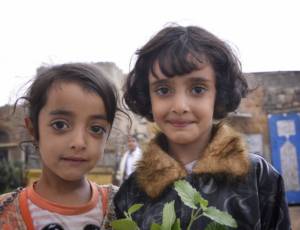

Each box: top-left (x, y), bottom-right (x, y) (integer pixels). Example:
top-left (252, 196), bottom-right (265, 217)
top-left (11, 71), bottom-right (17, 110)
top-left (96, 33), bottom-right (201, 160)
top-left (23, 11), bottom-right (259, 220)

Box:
top-left (289, 206), bottom-right (300, 230)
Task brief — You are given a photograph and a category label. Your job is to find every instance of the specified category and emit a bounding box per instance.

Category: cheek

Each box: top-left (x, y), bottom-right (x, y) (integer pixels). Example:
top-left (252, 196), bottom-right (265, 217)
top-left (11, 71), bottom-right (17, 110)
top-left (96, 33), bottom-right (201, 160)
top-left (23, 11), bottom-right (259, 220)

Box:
top-left (95, 138), bottom-right (107, 154)
top-left (150, 97), bottom-right (166, 118)
top-left (151, 106), bottom-right (164, 123)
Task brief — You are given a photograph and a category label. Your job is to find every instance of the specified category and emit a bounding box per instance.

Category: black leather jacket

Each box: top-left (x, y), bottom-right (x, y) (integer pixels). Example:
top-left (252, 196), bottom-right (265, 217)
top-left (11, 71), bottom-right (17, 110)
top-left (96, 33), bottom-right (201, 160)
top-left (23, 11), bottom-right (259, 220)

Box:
top-left (114, 154), bottom-right (291, 230)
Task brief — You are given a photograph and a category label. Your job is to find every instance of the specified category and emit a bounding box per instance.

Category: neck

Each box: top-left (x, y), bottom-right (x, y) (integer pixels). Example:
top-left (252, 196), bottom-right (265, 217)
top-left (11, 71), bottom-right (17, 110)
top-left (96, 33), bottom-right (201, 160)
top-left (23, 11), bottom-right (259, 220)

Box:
top-left (168, 129), bottom-right (212, 165)
top-left (35, 172), bottom-right (91, 206)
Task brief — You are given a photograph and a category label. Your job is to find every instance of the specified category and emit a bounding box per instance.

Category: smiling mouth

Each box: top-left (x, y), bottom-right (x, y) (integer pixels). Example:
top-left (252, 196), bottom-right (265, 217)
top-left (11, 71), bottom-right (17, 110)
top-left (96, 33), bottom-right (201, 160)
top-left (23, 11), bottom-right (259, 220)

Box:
top-left (168, 121), bottom-right (192, 128)
top-left (61, 157), bottom-right (87, 162)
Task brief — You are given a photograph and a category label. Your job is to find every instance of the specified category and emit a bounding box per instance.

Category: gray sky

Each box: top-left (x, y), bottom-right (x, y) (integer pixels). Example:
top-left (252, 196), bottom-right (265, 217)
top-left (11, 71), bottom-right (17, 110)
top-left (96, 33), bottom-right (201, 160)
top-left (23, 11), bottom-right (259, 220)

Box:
top-left (0, 0), bottom-right (299, 106)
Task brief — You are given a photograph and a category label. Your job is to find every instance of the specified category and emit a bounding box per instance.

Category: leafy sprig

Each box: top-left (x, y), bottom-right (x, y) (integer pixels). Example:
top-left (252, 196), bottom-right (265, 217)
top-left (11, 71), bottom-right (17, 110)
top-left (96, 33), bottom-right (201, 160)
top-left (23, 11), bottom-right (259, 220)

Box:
top-left (111, 204), bottom-right (143, 230)
top-left (112, 180), bottom-right (237, 230)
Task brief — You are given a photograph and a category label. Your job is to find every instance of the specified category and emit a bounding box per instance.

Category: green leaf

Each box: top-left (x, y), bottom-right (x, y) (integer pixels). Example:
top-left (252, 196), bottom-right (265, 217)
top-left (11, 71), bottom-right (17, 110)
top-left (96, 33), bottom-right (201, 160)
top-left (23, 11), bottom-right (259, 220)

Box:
top-left (204, 222), bottom-right (227, 230)
top-left (171, 219), bottom-right (182, 230)
top-left (150, 223), bottom-right (162, 230)
top-left (194, 192), bottom-right (208, 210)
top-left (123, 211), bottom-right (130, 219)
top-left (203, 207), bottom-right (237, 228)
top-left (174, 180), bottom-right (199, 209)
top-left (162, 201), bottom-right (176, 230)
top-left (128, 204), bottom-right (144, 216)
top-left (111, 218), bottom-right (139, 230)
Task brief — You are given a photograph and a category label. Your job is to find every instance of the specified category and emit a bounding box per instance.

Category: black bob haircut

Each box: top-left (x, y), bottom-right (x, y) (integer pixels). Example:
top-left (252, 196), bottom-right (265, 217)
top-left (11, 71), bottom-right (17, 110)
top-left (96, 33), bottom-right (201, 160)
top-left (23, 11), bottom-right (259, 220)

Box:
top-left (123, 25), bottom-right (248, 121)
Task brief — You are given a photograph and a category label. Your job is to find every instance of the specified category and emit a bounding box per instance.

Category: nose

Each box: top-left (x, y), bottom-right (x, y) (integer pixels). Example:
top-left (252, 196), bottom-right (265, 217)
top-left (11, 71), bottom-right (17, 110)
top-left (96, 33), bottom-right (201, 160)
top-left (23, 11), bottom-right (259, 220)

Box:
top-left (69, 127), bottom-right (87, 151)
top-left (171, 93), bottom-right (189, 114)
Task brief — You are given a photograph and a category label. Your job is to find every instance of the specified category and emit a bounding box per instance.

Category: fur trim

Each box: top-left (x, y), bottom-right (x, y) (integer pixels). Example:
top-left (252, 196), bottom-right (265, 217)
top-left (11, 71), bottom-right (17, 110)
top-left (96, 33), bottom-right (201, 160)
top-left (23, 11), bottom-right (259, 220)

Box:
top-left (193, 124), bottom-right (250, 176)
top-left (136, 124), bottom-right (250, 198)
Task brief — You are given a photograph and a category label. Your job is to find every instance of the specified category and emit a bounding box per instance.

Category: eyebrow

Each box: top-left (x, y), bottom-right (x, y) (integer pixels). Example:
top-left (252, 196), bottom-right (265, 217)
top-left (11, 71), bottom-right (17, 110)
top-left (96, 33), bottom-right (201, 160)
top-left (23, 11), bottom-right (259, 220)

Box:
top-left (150, 79), bottom-right (169, 88)
top-left (49, 109), bottom-right (73, 116)
top-left (150, 76), bottom-right (211, 87)
top-left (188, 77), bottom-right (211, 84)
top-left (49, 109), bottom-right (107, 120)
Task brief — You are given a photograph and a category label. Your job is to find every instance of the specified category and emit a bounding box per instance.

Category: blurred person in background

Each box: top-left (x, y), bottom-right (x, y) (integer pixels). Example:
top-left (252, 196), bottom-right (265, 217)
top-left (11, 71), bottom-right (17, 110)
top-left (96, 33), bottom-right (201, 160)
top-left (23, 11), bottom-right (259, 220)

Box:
top-left (116, 135), bottom-right (142, 185)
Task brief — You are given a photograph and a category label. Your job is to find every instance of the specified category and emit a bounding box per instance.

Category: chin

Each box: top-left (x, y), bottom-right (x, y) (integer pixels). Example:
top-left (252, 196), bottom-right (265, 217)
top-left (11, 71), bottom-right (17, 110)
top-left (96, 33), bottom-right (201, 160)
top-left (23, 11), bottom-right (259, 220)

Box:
top-left (168, 135), bottom-right (195, 145)
top-left (59, 174), bottom-right (85, 182)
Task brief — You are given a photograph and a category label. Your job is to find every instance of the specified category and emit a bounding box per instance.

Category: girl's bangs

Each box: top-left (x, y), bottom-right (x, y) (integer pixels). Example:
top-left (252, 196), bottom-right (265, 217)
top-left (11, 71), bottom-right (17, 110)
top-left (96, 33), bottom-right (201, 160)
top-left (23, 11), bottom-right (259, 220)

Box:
top-left (150, 44), bottom-right (206, 78)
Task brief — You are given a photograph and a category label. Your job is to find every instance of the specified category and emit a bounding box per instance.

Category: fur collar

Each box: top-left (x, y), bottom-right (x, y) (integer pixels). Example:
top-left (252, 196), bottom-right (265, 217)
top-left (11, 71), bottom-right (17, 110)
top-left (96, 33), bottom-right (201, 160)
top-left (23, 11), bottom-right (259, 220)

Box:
top-left (135, 123), bottom-right (250, 198)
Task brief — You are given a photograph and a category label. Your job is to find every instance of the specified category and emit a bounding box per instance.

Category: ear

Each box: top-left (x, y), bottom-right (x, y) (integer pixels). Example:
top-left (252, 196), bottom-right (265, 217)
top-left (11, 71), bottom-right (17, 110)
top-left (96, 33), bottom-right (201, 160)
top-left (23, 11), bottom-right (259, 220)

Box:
top-left (24, 117), bottom-right (34, 137)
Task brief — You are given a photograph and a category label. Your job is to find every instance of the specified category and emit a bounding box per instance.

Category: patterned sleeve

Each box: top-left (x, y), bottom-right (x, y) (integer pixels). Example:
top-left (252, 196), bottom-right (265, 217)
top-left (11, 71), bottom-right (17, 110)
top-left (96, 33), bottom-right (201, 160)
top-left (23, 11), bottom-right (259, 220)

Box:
top-left (0, 188), bottom-right (25, 229)
top-left (102, 184), bottom-right (119, 230)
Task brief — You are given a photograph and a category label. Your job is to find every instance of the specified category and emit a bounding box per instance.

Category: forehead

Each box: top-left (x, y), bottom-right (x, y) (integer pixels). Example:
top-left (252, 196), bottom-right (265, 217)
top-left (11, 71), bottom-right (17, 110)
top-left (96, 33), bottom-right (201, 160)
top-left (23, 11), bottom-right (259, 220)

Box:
top-left (149, 50), bottom-right (210, 77)
top-left (42, 82), bottom-right (106, 116)
top-left (149, 61), bottom-right (215, 84)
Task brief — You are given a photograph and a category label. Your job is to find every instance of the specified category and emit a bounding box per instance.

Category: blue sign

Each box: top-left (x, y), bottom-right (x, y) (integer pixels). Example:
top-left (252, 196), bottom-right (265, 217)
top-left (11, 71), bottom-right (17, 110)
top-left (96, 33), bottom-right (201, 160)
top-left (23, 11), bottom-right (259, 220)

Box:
top-left (268, 113), bottom-right (300, 204)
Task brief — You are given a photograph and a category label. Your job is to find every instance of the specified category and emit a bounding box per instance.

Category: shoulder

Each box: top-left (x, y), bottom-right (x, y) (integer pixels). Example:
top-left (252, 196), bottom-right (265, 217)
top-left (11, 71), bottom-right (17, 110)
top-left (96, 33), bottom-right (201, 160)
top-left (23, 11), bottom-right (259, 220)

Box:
top-left (249, 153), bottom-right (280, 177)
top-left (114, 174), bottom-right (146, 218)
top-left (249, 154), bottom-right (290, 228)
top-left (96, 184), bottom-right (119, 229)
top-left (96, 184), bottom-right (119, 198)
top-left (248, 153), bottom-right (283, 187)
top-left (0, 188), bottom-right (23, 211)
top-left (0, 191), bottom-right (16, 213)
top-left (119, 173), bottom-right (140, 191)
top-left (114, 173), bottom-right (144, 204)
top-left (0, 188), bottom-right (24, 228)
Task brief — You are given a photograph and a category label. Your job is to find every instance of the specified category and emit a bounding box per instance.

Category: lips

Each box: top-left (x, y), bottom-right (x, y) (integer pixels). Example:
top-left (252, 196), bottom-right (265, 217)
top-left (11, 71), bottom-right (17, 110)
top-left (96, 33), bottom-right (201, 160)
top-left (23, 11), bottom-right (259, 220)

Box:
top-left (168, 120), bottom-right (193, 128)
top-left (61, 157), bottom-right (87, 162)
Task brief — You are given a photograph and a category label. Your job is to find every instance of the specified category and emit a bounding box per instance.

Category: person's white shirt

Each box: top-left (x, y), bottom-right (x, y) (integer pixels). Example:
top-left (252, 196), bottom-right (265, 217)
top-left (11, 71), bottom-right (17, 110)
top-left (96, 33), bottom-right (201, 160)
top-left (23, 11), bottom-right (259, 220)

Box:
top-left (116, 146), bottom-right (142, 184)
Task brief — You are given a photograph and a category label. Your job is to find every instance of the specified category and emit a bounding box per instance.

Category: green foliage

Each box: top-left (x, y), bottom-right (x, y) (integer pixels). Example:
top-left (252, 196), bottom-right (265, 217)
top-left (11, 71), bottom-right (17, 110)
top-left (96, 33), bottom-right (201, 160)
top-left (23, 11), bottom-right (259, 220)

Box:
top-left (128, 204), bottom-right (144, 217)
top-left (204, 222), bottom-right (227, 230)
top-left (150, 223), bottom-right (162, 230)
top-left (111, 204), bottom-right (143, 230)
top-left (171, 219), bottom-right (181, 230)
top-left (150, 201), bottom-right (181, 230)
top-left (174, 180), bottom-right (237, 229)
top-left (111, 219), bottom-right (139, 230)
top-left (0, 160), bottom-right (25, 194)
top-left (203, 207), bottom-right (237, 228)
top-left (173, 180), bottom-right (198, 209)
top-left (112, 179), bottom-right (237, 230)
top-left (162, 201), bottom-right (176, 229)
top-left (174, 180), bottom-right (208, 210)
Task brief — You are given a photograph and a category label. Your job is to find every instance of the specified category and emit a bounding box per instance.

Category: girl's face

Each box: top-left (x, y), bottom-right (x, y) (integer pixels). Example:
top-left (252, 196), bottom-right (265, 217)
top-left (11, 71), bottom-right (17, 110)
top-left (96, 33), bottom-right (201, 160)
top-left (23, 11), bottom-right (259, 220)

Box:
top-left (149, 62), bottom-right (216, 148)
top-left (37, 82), bottom-right (110, 182)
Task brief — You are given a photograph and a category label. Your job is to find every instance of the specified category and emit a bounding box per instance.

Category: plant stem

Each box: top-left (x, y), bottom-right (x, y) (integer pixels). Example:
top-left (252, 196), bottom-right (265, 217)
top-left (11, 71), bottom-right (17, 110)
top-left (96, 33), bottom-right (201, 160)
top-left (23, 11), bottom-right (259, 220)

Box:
top-left (187, 209), bottom-right (195, 230)
top-left (187, 208), bottom-right (203, 230)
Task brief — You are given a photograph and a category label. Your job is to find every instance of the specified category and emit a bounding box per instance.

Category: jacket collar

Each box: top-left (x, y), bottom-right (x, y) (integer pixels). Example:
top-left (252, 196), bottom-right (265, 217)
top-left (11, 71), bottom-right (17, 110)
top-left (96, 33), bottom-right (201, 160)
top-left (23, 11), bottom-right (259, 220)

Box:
top-left (135, 123), bottom-right (250, 198)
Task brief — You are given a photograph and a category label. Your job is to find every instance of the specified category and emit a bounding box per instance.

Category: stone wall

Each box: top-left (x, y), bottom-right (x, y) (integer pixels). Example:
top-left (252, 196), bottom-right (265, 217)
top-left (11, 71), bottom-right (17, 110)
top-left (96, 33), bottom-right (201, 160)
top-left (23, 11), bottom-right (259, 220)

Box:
top-left (0, 105), bottom-right (29, 162)
top-left (228, 71), bottom-right (300, 162)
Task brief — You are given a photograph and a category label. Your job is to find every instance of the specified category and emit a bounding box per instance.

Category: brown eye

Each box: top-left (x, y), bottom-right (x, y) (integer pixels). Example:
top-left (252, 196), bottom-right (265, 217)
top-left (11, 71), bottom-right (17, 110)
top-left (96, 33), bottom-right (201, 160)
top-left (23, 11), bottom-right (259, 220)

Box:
top-left (51, 120), bottom-right (69, 130)
top-left (191, 86), bottom-right (206, 95)
top-left (156, 87), bottom-right (170, 96)
top-left (90, 125), bottom-right (106, 135)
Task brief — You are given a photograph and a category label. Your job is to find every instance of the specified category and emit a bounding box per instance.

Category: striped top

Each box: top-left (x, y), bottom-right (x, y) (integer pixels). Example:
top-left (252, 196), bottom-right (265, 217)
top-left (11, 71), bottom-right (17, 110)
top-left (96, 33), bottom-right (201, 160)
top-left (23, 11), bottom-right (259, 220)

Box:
top-left (27, 182), bottom-right (104, 230)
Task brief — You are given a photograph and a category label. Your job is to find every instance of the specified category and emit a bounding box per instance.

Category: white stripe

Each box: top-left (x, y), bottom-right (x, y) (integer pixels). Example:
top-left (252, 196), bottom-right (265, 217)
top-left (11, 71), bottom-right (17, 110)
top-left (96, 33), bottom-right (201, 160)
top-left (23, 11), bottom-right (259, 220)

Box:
top-left (28, 199), bottom-right (103, 230)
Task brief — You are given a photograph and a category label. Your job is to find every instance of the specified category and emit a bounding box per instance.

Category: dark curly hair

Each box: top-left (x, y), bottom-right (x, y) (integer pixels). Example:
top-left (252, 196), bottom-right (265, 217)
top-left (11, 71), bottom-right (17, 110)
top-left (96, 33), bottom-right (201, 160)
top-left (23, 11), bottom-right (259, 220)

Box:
top-left (123, 25), bottom-right (248, 121)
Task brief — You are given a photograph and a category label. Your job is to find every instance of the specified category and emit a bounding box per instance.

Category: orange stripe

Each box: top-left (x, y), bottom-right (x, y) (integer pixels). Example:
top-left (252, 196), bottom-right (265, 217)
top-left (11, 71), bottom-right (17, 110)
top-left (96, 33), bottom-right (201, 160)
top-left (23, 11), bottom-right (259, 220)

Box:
top-left (3, 223), bottom-right (12, 230)
top-left (99, 187), bottom-right (108, 216)
top-left (27, 181), bottom-right (99, 215)
top-left (19, 188), bottom-right (35, 230)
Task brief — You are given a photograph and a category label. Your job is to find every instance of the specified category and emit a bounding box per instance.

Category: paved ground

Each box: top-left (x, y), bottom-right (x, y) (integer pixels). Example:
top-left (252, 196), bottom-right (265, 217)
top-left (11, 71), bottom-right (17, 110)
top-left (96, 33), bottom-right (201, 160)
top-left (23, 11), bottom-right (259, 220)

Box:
top-left (289, 206), bottom-right (300, 230)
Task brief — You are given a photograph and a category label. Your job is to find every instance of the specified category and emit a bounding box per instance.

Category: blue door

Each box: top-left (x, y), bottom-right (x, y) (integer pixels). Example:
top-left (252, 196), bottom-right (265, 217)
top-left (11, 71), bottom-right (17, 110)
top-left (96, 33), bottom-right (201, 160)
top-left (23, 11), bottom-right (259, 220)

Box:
top-left (268, 112), bottom-right (300, 204)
